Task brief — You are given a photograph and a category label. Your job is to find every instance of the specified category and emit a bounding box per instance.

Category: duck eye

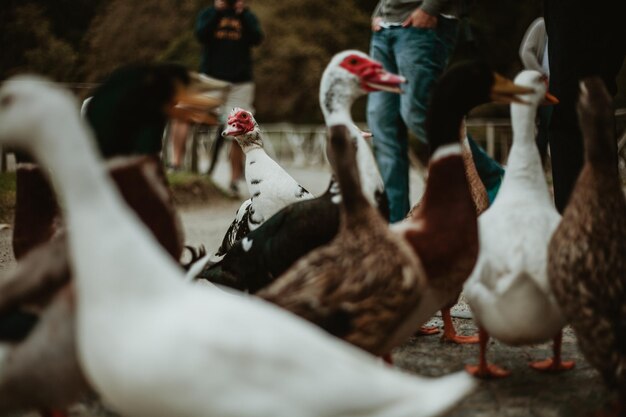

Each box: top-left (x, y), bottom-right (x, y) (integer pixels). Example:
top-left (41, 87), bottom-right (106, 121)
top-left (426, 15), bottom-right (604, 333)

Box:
top-left (241, 113), bottom-right (248, 119)
top-left (349, 58), bottom-right (359, 65)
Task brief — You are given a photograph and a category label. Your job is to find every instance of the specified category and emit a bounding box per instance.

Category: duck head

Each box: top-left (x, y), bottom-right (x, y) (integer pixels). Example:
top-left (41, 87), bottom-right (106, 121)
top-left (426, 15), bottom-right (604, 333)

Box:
top-left (510, 70), bottom-right (559, 107)
top-left (222, 107), bottom-right (262, 148)
top-left (320, 50), bottom-right (405, 119)
top-left (86, 63), bottom-right (218, 158)
top-left (426, 61), bottom-right (536, 152)
top-left (0, 76), bottom-right (78, 155)
top-left (577, 77), bottom-right (617, 169)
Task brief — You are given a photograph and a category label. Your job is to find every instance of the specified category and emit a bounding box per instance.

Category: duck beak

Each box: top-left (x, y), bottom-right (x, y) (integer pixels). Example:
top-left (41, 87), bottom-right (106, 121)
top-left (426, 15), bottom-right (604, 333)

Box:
top-left (490, 73), bottom-right (535, 104)
top-left (166, 82), bottom-right (222, 123)
top-left (363, 70), bottom-right (406, 94)
top-left (541, 91), bottom-right (559, 106)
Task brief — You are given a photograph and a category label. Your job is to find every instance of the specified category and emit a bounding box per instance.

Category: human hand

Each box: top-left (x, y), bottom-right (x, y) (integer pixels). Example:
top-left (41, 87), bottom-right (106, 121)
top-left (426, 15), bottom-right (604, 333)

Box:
top-left (372, 17), bottom-right (383, 32)
top-left (235, 0), bottom-right (246, 14)
top-left (215, 0), bottom-right (227, 10)
top-left (402, 8), bottom-right (437, 28)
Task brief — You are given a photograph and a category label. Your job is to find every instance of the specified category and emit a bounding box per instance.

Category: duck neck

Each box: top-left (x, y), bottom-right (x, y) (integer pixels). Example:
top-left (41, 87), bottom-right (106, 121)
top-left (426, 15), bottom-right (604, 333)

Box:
top-left (501, 102), bottom-right (550, 197)
top-left (583, 116), bottom-right (619, 176)
top-left (418, 143), bottom-right (474, 219)
top-left (327, 124), bottom-right (371, 226)
top-left (32, 115), bottom-right (180, 310)
top-left (322, 90), bottom-right (383, 206)
top-left (236, 130), bottom-right (263, 153)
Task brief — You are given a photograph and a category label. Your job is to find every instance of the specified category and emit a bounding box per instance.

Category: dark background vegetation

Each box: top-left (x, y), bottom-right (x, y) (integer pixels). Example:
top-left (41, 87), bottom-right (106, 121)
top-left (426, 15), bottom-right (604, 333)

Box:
top-left (1, 0), bottom-right (625, 123)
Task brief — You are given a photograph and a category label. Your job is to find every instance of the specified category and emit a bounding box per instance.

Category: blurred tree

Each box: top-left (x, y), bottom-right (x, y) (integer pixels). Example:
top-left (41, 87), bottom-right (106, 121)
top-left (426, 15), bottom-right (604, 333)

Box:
top-left (0, 4), bottom-right (78, 81)
top-left (81, 0), bottom-right (198, 82)
top-left (252, 0), bottom-right (371, 123)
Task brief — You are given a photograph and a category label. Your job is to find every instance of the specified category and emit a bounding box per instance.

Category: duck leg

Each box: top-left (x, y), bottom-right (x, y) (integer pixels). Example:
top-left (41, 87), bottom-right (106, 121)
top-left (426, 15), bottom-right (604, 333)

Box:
top-left (440, 307), bottom-right (479, 344)
top-left (416, 325), bottom-right (440, 336)
top-left (529, 330), bottom-right (575, 372)
top-left (465, 327), bottom-right (510, 378)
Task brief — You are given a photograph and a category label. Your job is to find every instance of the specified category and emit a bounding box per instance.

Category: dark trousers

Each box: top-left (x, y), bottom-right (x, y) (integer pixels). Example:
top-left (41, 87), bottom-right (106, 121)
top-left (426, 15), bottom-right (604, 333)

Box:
top-left (544, 0), bottom-right (626, 212)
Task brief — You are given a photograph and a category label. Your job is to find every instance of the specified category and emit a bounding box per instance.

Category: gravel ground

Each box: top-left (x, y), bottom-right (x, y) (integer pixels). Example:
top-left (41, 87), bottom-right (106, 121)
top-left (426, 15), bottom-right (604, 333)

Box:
top-left (0, 162), bottom-right (612, 417)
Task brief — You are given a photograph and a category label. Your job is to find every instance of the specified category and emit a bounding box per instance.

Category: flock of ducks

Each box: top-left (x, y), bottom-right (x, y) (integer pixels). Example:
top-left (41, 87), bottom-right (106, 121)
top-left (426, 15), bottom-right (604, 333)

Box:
top-left (0, 49), bottom-right (623, 417)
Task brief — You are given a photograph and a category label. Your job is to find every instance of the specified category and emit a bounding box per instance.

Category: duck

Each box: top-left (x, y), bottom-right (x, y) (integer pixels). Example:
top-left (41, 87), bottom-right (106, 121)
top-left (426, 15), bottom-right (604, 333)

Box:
top-left (0, 64), bottom-right (213, 417)
top-left (212, 108), bottom-right (314, 259)
top-left (0, 74), bottom-right (477, 417)
top-left (193, 52), bottom-right (389, 292)
top-left (463, 69), bottom-right (573, 378)
top-left (390, 61), bottom-right (533, 345)
top-left (255, 51), bottom-right (428, 362)
top-left (548, 77), bottom-right (626, 414)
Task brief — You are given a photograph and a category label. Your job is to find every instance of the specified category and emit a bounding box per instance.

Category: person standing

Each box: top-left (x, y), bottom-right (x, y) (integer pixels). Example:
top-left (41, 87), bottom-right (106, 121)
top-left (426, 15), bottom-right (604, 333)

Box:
top-left (367, 0), bottom-right (503, 222)
top-left (171, 0), bottom-right (263, 195)
top-left (543, 0), bottom-right (626, 212)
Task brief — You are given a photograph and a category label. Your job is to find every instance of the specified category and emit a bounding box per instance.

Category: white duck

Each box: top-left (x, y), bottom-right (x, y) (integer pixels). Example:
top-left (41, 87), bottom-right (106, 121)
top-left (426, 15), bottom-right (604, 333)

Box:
top-left (464, 70), bottom-right (573, 378)
top-left (0, 76), bottom-right (475, 417)
top-left (214, 108), bottom-right (313, 258)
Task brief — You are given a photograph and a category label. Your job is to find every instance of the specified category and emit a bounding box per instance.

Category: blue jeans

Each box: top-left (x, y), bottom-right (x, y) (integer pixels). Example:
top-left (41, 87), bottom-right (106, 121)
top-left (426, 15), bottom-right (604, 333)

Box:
top-left (367, 19), bottom-right (457, 222)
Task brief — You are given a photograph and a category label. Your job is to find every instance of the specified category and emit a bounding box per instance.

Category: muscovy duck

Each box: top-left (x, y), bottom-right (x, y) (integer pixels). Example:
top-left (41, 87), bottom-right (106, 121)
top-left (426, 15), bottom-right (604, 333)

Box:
top-left (195, 52), bottom-right (389, 292)
top-left (212, 108), bottom-right (314, 259)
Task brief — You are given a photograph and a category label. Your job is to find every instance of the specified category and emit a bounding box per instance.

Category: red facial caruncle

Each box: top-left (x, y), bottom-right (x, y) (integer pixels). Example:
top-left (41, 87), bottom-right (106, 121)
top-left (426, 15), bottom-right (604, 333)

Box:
top-left (339, 54), bottom-right (406, 93)
top-left (223, 107), bottom-right (256, 137)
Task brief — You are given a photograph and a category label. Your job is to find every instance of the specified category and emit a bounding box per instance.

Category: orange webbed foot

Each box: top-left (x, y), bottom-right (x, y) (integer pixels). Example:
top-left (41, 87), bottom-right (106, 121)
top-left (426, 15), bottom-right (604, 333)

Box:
top-left (529, 357), bottom-right (575, 372)
top-left (465, 363), bottom-right (511, 379)
top-left (441, 331), bottom-right (479, 344)
top-left (416, 325), bottom-right (440, 336)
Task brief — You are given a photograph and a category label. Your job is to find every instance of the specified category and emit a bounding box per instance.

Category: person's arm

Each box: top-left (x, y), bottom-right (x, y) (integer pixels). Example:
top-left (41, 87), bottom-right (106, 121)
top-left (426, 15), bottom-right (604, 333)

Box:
top-left (519, 18), bottom-right (545, 73)
top-left (371, 1), bottom-right (383, 31)
top-left (240, 9), bottom-right (264, 46)
top-left (195, 6), bottom-right (221, 43)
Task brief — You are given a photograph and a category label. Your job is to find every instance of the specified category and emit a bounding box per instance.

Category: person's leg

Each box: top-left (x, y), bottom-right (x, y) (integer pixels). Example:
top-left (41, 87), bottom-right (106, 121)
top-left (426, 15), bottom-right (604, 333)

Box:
top-left (545, 0), bottom-right (626, 212)
top-left (224, 83), bottom-right (255, 189)
top-left (170, 120), bottom-right (189, 169)
top-left (396, 18), bottom-right (458, 146)
top-left (367, 29), bottom-right (409, 222)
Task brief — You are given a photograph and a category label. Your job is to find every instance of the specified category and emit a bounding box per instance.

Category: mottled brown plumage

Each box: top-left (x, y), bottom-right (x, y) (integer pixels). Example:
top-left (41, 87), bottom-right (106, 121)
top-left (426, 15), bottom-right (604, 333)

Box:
top-left (258, 125), bottom-right (426, 356)
top-left (461, 136), bottom-right (489, 215)
top-left (548, 77), bottom-right (626, 405)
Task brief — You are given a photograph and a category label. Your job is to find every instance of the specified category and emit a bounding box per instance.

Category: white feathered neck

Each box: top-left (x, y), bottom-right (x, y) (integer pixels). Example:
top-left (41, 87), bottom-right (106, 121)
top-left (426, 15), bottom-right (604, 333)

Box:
top-left (320, 53), bottom-right (384, 206)
top-left (496, 71), bottom-right (552, 204)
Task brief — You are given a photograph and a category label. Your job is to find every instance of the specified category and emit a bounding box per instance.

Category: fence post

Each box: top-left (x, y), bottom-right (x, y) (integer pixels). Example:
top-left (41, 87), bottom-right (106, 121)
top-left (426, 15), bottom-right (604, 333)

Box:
top-left (486, 122), bottom-right (495, 157)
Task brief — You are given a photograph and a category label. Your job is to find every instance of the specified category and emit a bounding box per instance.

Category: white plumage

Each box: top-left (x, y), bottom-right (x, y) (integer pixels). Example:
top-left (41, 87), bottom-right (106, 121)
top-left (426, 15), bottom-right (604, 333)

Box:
top-left (465, 70), bottom-right (565, 346)
top-left (215, 108), bottom-right (313, 257)
top-left (0, 75), bottom-right (475, 417)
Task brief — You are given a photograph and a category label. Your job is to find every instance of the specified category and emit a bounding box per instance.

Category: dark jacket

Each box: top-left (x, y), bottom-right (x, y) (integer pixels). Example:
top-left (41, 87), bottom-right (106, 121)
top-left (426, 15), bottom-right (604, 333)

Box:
top-left (195, 6), bottom-right (264, 83)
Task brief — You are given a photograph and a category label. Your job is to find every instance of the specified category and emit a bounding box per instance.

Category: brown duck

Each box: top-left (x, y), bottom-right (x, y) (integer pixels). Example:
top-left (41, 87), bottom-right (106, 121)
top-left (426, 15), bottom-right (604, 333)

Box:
top-left (548, 77), bottom-right (626, 415)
